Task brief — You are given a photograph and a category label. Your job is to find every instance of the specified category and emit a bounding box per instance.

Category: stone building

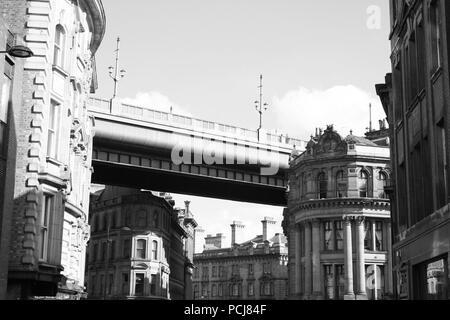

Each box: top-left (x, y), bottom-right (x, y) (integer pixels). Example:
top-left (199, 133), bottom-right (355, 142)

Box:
top-left (283, 126), bottom-right (393, 300)
top-left (0, 0), bottom-right (105, 299)
top-left (376, 0), bottom-right (450, 300)
top-left (193, 218), bottom-right (289, 300)
top-left (86, 187), bottom-right (197, 300)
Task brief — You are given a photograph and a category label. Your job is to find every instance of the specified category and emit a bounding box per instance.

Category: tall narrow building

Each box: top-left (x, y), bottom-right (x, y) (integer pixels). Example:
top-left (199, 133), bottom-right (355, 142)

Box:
top-left (284, 126), bottom-right (393, 300)
top-left (0, 0), bottom-right (105, 299)
top-left (376, 0), bottom-right (450, 300)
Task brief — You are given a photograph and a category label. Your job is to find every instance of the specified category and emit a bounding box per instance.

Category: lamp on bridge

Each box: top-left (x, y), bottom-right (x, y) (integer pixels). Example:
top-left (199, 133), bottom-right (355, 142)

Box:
top-left (108, 36), bottom-right (126, 113)
top-left (254, 74), bottom-right (269, 141)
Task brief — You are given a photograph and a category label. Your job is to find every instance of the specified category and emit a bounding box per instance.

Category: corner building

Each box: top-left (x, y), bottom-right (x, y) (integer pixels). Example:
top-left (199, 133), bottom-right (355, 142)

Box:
top-left (87, 187), bottom-right (197, 300)
top-left (0, 0), bottom-right (105, 299)
top-left (284, 126), bottom-right (393, 300)
top-left (376, 0), bottom-right (450, 300)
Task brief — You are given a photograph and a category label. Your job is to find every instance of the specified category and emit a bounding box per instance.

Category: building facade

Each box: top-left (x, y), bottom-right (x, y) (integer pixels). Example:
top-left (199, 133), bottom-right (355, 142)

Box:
top-left (86, 187), bottom-right (196, 300)
top-left (283, 126), bottom-right (393, 300)
top-left (0, 0), bottom-right (105, 299)
top-left (193, 218), bottom-right (289, 301)
top-left (376, 0), bottom-right (450, 300)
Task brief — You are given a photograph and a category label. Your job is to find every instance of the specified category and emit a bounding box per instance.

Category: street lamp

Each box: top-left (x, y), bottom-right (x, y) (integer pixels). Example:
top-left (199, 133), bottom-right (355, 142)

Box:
top-left (0, 45), bottom-right (34, 58)
top-left (254, 74), bottom-right (269, 141)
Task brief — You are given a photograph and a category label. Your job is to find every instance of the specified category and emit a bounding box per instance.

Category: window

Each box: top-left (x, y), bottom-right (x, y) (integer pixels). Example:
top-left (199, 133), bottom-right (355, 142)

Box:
top-left (248, 282), bottom-right (255, 296)
top-left (375, 222), bottom-right (383, 251)
top-left (335, 171), bottom-right (346, 198)
top-left (193, 285), bottom-right (199, 299)
top-left (359, 170), bottom-right (369, 198)
top-left (150, 274), bottom-right (157, 295)
top-left (324, 265), bottom-right (335, 300)
top-left (47, 100), bottom-right (60, 159)
top-left (91, 275), bottom-right (97, 295)
top-left (232, 283), bottom-right (240, 297)
top-left (335, 221), bottom-right (344, 250)
top-left (39, 194), bottom-right (53, 261)
top-left (194, 268), bottom-right (199, 278)
top-left (318, 172), bottom-right (327, 199)
top-left (110, 240), bottom-right (116, 260)
top-left (123, 239), bottom-right (131, 258)
top-left (212, 266), bottom-right (217, 278)
top-left (137, 211), bottom-right (146, 227)
top-left (379, 172), bottom-right (388, 199)
top-left (248, 264), bottom-right (254, 276)
top-left (324, 221), bottom-right (333, 251)
top-left (430, 0), bottom-right (442, 72)
top-left (218, 284), bottom-right (223, 297)
top-left (135, 273), bottom-right (145, 296)
top-left (364, 220), bottom-right (373, 251)
top-left (0, 57), bottom-right (13, 156)
top-left (153, 210), bottom-right (159, 228)
top-left (212, 284), bottom-right (217, 297)
top-left (336, 265), bottom-right (345, 299)
top-left (107, 274), bottom-right (113, 295)
top-left (263, 262), bottom-right (271, 275)
top-left (202, 267), bottom-right (209, 280)
top-left (99, 274), bottom-right (104, 297)
top-left (93, 243), bottom-right (98, 262)
top-left (122, 273), bottom-right (129, 295)
top-left (53, 25), bottom-right (66, 68)
top-left (136, 239), bottom-right (146, 259)
top-left (202, 285), bottom-right (208, 298)
top-left (232, 264), bottom-right (239, 276)
top-left (152, 240), bottom-right (158, 260)
top-left (101, 242), bottom-right (107, 261)
top-left (261, 282), bottom-right (273, 296)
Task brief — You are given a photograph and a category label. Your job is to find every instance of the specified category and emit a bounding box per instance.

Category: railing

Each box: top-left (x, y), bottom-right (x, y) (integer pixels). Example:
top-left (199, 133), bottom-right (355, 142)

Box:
top-left (88, 97), bottom-right (307, 149)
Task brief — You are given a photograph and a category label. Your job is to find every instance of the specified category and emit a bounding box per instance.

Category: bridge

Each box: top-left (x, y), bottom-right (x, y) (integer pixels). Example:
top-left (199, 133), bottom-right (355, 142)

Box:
top-left (87, 98), bottom-right (306, 206)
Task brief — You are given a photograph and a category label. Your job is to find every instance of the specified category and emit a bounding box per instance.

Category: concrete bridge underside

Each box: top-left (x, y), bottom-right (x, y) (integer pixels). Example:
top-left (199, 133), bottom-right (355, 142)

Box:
top-left (89, 99), bottom-right (305, 206)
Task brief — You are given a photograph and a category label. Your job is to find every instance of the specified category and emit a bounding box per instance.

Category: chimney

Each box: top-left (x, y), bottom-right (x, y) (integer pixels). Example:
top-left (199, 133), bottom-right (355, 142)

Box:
top-left (204, 233), bottom-right (226, 250)
top-left (185, 201), bottom-right (191, 218)
top-left (194, 227), bottom-right (205, 254)
top-left (230, 221), bottom-right (245, 246)
top-left (261, 217), bottom-right (276, 242)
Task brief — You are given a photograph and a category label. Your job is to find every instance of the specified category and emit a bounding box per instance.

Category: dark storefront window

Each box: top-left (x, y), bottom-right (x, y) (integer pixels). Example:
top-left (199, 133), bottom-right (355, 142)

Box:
top-left (414, 256), bottom-right (448, 300)
top-left (134, 273), bottom-right (145, 296)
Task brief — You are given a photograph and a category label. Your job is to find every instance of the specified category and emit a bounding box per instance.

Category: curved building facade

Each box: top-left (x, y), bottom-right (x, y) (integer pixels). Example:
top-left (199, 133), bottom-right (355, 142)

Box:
top-left (0, 0), bottom-right (105, 299)
top-left (87, 187), bottom-right (197, 300)
top-left (283, 126), bottom-right (393, 300)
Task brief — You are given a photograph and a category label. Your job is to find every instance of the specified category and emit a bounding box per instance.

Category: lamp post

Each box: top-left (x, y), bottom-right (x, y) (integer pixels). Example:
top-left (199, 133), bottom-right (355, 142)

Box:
top-left (0, 45), bottom-right (34, 58)
top-left (108, 37), bottom-right (126, 113)
top-left (254, 74), bottom-right (269, 141)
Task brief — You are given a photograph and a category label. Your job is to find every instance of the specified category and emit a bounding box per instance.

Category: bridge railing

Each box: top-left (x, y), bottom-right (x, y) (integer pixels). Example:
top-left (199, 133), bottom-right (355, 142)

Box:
top-left (88, 97), bottom-right (307, 149)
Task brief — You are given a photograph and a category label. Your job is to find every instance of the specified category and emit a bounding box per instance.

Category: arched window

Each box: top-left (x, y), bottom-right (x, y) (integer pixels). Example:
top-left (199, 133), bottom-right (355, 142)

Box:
top-left (359, 170), bottom-right (369, 198)
top-left (152, 240), bottom-right (158, 260)
top-left (53, 25), bottom-right (66, 68)
top-left (318, 172), bottom-right (327, 199)
top-left (153, 210), bottom-right (159, 228)
top-left (379, 171), bottom-right (388, 199)
top-left (336, 170), bottom-right (346, 198)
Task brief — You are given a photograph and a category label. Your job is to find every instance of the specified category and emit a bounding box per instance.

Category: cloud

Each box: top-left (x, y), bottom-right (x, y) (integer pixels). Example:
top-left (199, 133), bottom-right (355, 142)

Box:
top-left (271, 85), bottom-right (387, 140)
top-left (121, 91), bottom-right (192, 116)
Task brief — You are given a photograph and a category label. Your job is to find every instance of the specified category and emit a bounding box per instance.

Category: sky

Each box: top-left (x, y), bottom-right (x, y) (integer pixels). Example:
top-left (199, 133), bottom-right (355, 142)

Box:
top-left (93, 0), bottom-right (392, 248)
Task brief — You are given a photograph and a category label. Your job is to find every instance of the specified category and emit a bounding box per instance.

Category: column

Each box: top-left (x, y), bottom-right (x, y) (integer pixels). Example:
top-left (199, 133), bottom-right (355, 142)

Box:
top-left (311, 219), bottom-right (321, 297)
top-left (304, 221), bottom-right (312, 298)
top-left (356, 217), bottom-right (367, 299)
top-left (386, 222), bottom-right (393, 296)
top-left (294, 224), bottom-right (301, 295)
top-left (343, 216), bottom-right (354, 299)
